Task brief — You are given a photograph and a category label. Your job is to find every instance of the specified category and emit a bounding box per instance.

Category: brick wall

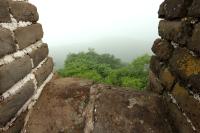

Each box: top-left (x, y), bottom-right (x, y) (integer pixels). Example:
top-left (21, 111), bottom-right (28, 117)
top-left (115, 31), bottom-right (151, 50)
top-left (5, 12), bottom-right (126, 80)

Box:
top-left (0, 0), bottom-right (54, 132)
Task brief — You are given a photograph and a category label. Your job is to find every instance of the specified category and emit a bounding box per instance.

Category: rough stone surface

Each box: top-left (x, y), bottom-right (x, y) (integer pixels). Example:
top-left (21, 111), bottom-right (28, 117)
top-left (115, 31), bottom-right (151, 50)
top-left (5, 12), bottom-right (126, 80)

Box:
top-left (172, 83), bottom-right (200, 131)
top-left (169, 48), bottom-right (200, 81)
top-left (165, 95), bottom-right (196, 133)
top-left (24, 78), bottom-right (174, 133)
top-left (0, 55), bottom-right (32, 95)
top-left (152, 39), bottom-right (173, 60)
top-left (0, 0), bottom-right (11, 23)
top-left (0, 28), bottom-right (16, 58)
top-left (188, 23), bottom-right (200, 54)
top-left (9, 1), bottom-right (39, 22)
top-left (3, 111), bottom-right (28, 133)
top-left (188, 75), bottom-right (200, 94)
top-left (34, 57), bottom-right (53, 87)
top-left (158, 20), bottom-right (192, 45)
top-left (29, 43), bottom-right (49, 68)
top-left (0, 80), bottom-right (34, 128)
top-left (158, 0), bottom-right (192, 19)
top-left (150, 56), bottom-right (162, 77)
top-left (160, 68), bottom-right (175, 91)
top-left (188, 0), bottom-right (200, 17)
top-left (148, 71), bottom-right (164, 94)
top-left (14, 24), bottom-right (43, 50)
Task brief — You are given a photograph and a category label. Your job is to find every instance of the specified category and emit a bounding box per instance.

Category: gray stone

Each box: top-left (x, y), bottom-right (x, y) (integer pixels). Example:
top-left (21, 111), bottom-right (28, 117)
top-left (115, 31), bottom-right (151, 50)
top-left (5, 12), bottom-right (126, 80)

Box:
top-left (152, 39), bottom-right (173, 60)
top-left (9, 1), bottom-right (39, 22)
top-left (29, 43), bottom-right (49, 68)
top-left (0, 28), bottom-right (16, 58)
top-left (0, 80), bottom-right (34, 128)
top-left (158, 20), bottom-right (192, 45)
top-left (158, 0), bottom-right (192, 19)
top-left (0, 0), bottom-right (11, 23)
top-left (0, 55), bottom-right (32, 95)
top-left (34, 57), bottom-right (53, 87)
top-left (14, 24), bottom-right (43, 50)
top-left (187, 23), bottom-right (200, 54)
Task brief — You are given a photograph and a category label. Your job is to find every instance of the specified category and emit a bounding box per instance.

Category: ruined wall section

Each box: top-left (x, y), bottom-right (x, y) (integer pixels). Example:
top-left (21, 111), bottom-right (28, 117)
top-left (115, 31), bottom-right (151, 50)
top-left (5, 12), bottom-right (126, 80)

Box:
top-left (149, 0), bottom-right (200, 132)
top-left (0, 0), bottom-right (54, 132)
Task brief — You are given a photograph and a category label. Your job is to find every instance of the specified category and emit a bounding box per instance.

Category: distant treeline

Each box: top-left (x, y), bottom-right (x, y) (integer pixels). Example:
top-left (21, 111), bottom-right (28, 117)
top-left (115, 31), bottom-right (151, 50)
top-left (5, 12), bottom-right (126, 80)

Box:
top-left (58, 49), bottom-right (150, 90)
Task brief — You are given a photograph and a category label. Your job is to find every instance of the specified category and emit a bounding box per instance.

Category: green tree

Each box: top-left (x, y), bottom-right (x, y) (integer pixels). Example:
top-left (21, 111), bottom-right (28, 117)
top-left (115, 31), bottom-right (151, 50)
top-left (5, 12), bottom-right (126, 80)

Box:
top-left (58, 49), bottom-right (150, 90)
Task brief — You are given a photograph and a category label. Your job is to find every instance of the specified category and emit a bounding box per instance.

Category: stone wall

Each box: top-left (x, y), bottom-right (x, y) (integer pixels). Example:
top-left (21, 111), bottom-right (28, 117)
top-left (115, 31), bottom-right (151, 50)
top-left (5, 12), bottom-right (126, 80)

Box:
top-left (149, 0), bottom-right (200, 132)
top-left (0, 0), bottom-right (53, 132)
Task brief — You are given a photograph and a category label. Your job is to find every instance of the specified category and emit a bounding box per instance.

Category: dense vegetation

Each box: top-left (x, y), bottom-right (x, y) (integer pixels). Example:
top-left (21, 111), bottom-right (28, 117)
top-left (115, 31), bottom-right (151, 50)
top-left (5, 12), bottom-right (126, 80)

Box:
top-left (58, 49), bottom-right (150, 90)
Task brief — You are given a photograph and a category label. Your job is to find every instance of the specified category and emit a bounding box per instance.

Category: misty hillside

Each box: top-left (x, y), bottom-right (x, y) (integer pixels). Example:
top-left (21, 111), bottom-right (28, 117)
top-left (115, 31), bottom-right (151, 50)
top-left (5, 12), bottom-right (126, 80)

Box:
top-left (49, 37), bottom-right (154, 69)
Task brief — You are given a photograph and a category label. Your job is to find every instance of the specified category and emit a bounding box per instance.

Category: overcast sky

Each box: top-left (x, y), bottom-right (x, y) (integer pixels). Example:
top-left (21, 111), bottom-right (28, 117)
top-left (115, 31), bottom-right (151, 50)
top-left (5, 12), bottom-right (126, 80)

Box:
top-left (29, 0), bottom-right (163, 68)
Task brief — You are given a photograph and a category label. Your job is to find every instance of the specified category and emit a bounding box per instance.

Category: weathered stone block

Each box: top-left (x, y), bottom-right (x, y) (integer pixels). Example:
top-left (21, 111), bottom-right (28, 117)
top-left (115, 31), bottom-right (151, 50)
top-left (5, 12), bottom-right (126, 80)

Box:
top-left (165, 94), bottom-right (196, 133)
top-left (4, 111), bottom-right (28, 133)
top-left (187, 23), bottom-right (200, 54)
top-left (169, 48), bottom-right (200, 81)
top-left (29, 43), bottom-right (49, 68)
top-left (158, 20), bottom-right (192, 45)
top-left (9, 1), bottom-right (39, 22)
top-left (188, 0), bottom-right (200, 17)
top-left (0, 28), bottom-right (16, 58)
top-left (150, 56), bottom-right (162, 77)
top-left (188, 75), bottom-right (200, 94)
top-left (14, 24), bottom-right (43, 50)
top-left (149, 71), bottom-right (164, 94)
top-left (0, 0), bottom-right (11, 23)
top-left (172, 83), bottom-right (200, 131)
top-left (158, 0), bottom-right (192, 19)
top-left (0, 80), bottom-right (34, 128)
top-left (152, 39), bottom-right (173, 60)
top-left (0, 55), bottom-right (32, 94)
top-left (160, 68), bottom-right (175, 91)
top-left (34, 57), bottom-right (53, 87)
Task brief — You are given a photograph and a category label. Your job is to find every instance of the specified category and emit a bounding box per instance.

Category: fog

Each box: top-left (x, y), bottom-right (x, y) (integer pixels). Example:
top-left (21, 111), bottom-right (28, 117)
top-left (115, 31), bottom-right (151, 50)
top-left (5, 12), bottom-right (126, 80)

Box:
top-left (29, 0), bottom-right (162, 69)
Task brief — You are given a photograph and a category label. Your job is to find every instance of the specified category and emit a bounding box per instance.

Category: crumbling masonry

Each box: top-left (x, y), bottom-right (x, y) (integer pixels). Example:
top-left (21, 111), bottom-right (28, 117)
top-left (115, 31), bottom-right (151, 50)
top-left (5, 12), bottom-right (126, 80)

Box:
top-left (0, 0), bottom-right (53, 132)
top-left (149, 0), bottom-right (200, 132)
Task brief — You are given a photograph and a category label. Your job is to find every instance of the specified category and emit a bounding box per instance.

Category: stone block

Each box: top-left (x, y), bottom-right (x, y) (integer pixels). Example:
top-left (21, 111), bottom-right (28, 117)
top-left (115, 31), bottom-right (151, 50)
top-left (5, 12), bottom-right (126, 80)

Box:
top-left (29, 43), bottom-right (49, 68)
top-left (34, 57), bottom-right (53, 87)
top-left (188, 0), bottom-right (200, 17)
top-left (188, 23), bottom-right (200, 54)
top-left (160, 68), bottom-right (175, 91)
top-left (172, 83), bottom-right (200, 131)
top-left (169, 48), bottom-right (200, 81)
top-left (165, 94), bottom-right (196, 133)
top-left (150, 56), bottom-right (162, 77)
top-left (14, 24), bottom-right (43, 50)
top-left (0, 0), bottom-right (11, 23)
top-left (0, 55), bottom-right (32, 95)
top-left (152, 39), bottom-right (173, 60)
top-left (0, 28), bottom-right (16, 58)
top-left (0, 80), bottom-right (34, 128)
top-left (158, 20), bottom-right (192, 45)
top-left (149, 71), bottom-right (164, 94)
top-left (158, 0), bottom-right (192, 19)
top-left (9, 1), bottom-right (39, 22)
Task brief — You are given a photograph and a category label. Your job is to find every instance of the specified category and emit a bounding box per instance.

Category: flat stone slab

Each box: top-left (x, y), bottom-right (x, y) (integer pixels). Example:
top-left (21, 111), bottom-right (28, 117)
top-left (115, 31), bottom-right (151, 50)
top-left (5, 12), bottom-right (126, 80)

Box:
top-left (24, 78), bottom-right (175, 133)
